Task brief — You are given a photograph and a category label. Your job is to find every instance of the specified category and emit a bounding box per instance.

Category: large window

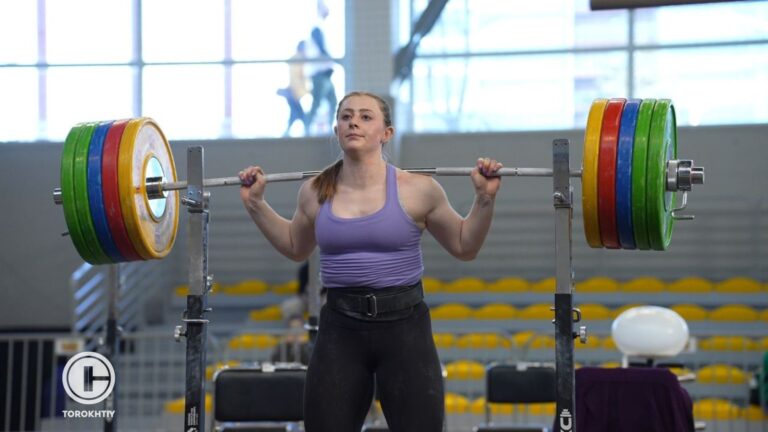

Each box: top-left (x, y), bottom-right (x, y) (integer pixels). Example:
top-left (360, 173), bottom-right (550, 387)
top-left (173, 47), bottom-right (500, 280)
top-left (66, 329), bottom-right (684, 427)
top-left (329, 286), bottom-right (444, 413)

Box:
top-left (0, 0), bottom-right (345, 142)
top-left (404, 0), bottom-right (768, 133)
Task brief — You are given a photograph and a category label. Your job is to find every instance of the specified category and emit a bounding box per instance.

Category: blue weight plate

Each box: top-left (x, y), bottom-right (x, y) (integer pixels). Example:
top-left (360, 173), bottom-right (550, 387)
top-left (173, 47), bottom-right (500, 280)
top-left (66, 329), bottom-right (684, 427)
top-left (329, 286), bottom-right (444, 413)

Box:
top-left (87, 120), bottom-right (124, 262)
top-left (616, 98), bottom-right (641, 250)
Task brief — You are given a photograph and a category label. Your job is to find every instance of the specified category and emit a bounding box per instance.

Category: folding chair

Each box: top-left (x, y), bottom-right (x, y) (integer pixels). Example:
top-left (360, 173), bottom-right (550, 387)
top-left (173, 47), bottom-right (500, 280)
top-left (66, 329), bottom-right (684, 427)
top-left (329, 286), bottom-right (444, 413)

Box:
top-left (213, 363), bottom-right (306, 432)
top-left (474, 363), bottom-right (556, 432)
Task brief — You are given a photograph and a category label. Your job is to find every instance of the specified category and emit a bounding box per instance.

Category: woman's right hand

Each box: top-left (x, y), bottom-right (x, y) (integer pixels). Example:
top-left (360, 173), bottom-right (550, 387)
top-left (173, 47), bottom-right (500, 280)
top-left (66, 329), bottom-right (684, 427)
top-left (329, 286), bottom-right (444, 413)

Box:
top-left (239, 166), bottom-right (267, 209)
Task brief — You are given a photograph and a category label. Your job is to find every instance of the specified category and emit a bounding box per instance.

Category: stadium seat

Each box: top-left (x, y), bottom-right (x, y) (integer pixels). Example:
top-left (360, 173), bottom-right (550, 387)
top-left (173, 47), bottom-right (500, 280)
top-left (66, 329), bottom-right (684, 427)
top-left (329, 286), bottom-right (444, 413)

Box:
top-left (667, 277), bottom-right (713, 293)
top-left (249, 305), bottom-right (283, 321)
top-left (422, 276), bottom-right (445, 293)
top-left (444, 277), bottom-right (487, 293)
top-left (601, 337), bottom-right (617, 350)
top-left (760, 336), bottom-right (768, 350)
top-left (759, 308), bottom-right (768, 322)
top-left (709, 304), bottom-right (759, 322)
top-left (430, 303), bottom-right (474, 319)
top-left (620, 276), bottom-right (665, 293)
top-left (714, 276), bottom-right (762, 293)
top-left (206, 360), bottom-right (241, 381)
top-left (574, 334), bottom-right (601, 350)
top-left (456, 333), bottom-right (512, 349)
top-left (699, 335), bottom-right (758, 351)
top-left (693, 398), bottom-right (744, 421)
top-left (228, 333), bottom-right (279, 350)
top-left (670, 304), bottom-right (708, 321)
top-left (576, 303), bottom-right (612, 320)
top-left (575, 276), bottom-right (619, 293)
top-left (530, 277), bottom-right (555, 293)
top-left (487, 276), bottom-right (530, 292)
top-left (517, 303), bottom-right (553, 320)
top-left (445, 392), bottom-right (470, 414)
top-left (470, 397), bottom-right (516, 416)
top-left (433, 332), bottom-right (456, 349)
top-left (225, 279), bottom-right (269, 295)
top-left (696, 364), bottom-right (749, 384)
top-left (473, 303), bottom-right (517, 319)
top-left (445, 359), bottom-right (486, 380)
top-left (271, 279), bottom-right (299, 295)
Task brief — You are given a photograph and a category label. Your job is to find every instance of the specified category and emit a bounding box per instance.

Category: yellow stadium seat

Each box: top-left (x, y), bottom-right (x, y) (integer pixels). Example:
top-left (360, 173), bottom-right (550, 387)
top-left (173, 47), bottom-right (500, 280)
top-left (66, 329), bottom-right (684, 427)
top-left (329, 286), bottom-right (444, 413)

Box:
top-left (444, 392), bottom-right (470, 414)
top-left (445, 360), bottom-right (485, 380)
top-left (699, 335), bottom-right (758, 351)
top-left (620, 276), bottom-right (665, 293)
top-left (165, 393), bottom-right (212, 414)
top-left (601, 337), bottom-right (616, 350)
top-left (667, 276), bottom-right (713, 293)
top-left (511, 331), bottom-right (536, 348)
top-left (470, 397), bottom-right (517, 415)
top-left (271, 279), bottom-right (299, 295)
top-left (576, 276), bottom-right (619, 293)
top-left (422, 276), bottom-right (444, 293)
top-left (517, 303), bottom-right (553, 320)
top-left (745, 405), bottom-right (768, 421)
top-left (487, 277), bottom-right (530, 292)
top-left (472, 303), bottom-right (517, 319)
top-left (709, 304), bottom-right (759, 322)
top-left (693, 398), bottom-right (743, 421)
top-left (444, 277), bottom-right (486, 293)
top-left (760, 336), bottom-right (768, 350)
top-left (249, 305), bottom-right (282, 321)
top-left (430, 303), bottom-right (474, 319)
top-left (176, 283), bottom-right (221, 296)
top-left (206, 360), bottom-right (240, 381)
top-left (715, 276), bottom-right (762, 293)
top-left (433, 333), bottom-right (456, 349)
top-left (761, 309), bottom-right (768, 321)
top-left (530, 277), bottom-right (555, 293)
top-left (667, 366), bottom-right (695, 379)
top-left (227, 333), bottom-right (278, 350)
top-left (456, 333), bottom-right (512, 349)
top-left (611, 303), bottom-right (645, 319)
top-left (697, 364), bottom-right (748, 384)
top-left (224, 279), bottom-right (269, 295)
top-left (575, 334), bottom-right (601, 350)
top-left (670, 304), bottom-right (708, 321)
top-left (577, 303), bottom-right (612, 320)
top-left (599, 361), bottom-right (621, 368)
top-left (526, 402), bottom-right (556, 416)
top-left (530, 335), bottom-right (556, 349)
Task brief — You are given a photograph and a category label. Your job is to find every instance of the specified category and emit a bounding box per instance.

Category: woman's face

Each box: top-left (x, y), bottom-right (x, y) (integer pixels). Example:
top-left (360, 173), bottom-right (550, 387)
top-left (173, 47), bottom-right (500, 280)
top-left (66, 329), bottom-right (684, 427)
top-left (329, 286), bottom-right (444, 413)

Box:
top-left (334, 95), bottom-right (393, 155)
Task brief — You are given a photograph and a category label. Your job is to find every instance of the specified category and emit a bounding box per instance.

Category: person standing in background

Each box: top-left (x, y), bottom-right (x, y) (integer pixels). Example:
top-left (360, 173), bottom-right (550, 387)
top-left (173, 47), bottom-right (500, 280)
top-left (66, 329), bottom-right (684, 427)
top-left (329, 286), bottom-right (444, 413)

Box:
top-left (277, 41), bottom-right (310, 136)
top-left (304, 0), bottom-right (337, 134)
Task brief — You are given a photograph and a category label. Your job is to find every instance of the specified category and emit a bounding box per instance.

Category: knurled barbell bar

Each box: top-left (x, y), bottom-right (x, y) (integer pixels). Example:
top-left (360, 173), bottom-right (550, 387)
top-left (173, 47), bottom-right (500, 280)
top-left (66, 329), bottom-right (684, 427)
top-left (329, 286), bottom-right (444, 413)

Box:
top-left (53, 98), bottom-right (704, 264)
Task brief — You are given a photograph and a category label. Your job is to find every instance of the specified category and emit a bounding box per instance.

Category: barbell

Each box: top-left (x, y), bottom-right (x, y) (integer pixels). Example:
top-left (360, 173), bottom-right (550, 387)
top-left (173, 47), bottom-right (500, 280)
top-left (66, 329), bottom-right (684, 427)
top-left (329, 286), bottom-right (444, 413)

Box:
top-left (53, 98), bottom-right (704, 265)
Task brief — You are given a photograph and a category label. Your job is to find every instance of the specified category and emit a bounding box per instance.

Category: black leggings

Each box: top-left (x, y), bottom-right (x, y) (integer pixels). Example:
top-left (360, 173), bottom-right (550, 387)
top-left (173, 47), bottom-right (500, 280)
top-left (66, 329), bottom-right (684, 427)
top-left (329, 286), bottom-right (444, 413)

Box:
top-left (303, 301), bottom-right (445, 432)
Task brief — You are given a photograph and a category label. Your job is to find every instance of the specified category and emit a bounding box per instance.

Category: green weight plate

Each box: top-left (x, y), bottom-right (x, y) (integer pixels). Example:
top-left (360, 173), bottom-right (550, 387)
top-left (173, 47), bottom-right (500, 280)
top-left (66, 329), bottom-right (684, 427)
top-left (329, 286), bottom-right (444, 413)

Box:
top-left (646, 99), bottom-right (677, 251)
top-left (73, 122), bottom-right (112, 264)
top-left (61, 125), bottom-right (97, 263)
top-left (631, 99), bottom-right (655, 251)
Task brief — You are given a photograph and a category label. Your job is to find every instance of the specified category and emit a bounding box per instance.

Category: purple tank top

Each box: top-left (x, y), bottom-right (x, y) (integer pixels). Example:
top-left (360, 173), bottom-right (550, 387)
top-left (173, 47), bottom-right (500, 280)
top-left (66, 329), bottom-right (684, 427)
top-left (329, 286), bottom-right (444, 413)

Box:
top-left (315, 164), bottom-right (424, 288)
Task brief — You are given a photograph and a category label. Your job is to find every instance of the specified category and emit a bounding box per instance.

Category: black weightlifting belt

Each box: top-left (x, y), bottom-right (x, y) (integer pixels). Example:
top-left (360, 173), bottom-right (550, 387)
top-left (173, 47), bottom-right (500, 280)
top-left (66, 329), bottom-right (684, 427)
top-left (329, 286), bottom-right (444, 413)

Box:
top-left (326, 281), bottom-right (424, 318)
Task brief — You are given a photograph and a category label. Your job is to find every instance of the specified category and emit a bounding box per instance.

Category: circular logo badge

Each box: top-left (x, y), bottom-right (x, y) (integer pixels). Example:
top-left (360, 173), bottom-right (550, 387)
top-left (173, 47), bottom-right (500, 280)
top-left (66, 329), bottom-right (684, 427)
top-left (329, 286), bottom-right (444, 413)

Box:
top-left (62, 352), bottom-right (115, 405)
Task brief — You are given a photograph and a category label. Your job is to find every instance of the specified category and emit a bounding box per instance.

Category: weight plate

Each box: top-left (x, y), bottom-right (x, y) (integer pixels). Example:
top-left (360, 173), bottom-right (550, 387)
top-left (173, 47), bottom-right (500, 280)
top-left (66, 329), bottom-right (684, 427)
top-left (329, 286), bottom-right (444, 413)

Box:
top-left (61, 125), bottom-right (97, 263)
top-left (616, 98), bottom-right (640, 250)
top-left (582, 98), bottom-right (608, 248)
top-left (73, 123), bottom-right (111, 264)
top-left (597, 98), bottom-right (626, 249)
top-left (118, 118), bottom-right (179, 260)
top-left (87, 121), bottom-right (124, 262)
top-left (647, 99), bottom-right (677, 251)
top-left (103, 120), bottom-right (143, 261)
top-left (631, 99), bottom-right (655, 251)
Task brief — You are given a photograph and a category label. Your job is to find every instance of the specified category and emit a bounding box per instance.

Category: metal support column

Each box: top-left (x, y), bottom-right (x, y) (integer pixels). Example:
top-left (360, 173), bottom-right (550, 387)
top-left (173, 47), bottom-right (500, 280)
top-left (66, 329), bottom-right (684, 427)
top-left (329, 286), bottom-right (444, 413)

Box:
top-left (552, 139), bottom-right (580, 432)
top-left (178, 146), bottom-right (211, 432)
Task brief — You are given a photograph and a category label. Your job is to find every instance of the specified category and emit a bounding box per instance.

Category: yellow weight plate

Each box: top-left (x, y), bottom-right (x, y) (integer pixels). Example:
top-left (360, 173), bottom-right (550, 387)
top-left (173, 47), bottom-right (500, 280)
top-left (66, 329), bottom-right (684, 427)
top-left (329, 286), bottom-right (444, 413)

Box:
top-left (117, 118), bottom-right (179, 260)
top-left (582, 98), bottom-right (608, 248)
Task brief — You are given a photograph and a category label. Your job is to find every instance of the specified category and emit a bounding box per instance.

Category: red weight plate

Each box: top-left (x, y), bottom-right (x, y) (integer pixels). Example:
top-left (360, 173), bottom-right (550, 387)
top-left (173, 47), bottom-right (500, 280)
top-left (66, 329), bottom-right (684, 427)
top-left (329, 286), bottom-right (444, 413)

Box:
top-left (102, 119), bottom-right (143, 261)
top-left (597, 98), bottom-right (626, 249)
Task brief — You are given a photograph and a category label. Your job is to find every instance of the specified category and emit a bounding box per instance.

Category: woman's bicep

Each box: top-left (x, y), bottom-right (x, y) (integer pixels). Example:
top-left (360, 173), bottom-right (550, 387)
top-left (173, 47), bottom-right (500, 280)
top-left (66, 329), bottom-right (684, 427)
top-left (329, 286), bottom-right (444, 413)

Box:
top-left (290, 182), bottom-right (318, 259)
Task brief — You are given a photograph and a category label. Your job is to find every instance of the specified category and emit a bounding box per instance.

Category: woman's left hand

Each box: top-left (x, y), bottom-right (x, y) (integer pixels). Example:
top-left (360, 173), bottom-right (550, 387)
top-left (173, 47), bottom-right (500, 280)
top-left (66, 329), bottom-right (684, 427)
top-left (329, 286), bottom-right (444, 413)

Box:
top-left (471, 157), bottom-right (504, 198)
